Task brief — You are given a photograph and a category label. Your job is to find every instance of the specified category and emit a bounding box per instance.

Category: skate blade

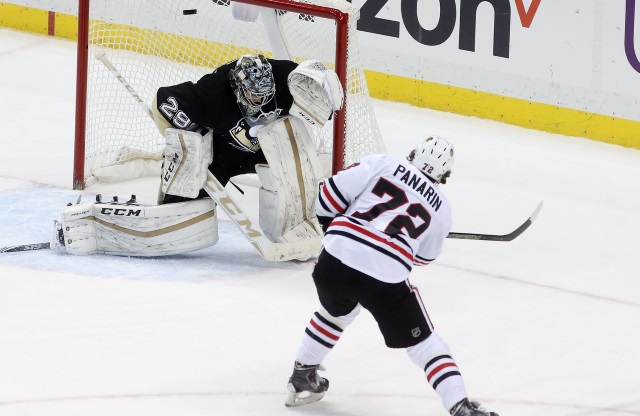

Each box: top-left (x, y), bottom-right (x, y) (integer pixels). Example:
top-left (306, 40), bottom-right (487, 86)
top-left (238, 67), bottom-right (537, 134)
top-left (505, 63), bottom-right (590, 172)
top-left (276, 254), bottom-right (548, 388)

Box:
top-left (285, 389), bottom-right (325, 407)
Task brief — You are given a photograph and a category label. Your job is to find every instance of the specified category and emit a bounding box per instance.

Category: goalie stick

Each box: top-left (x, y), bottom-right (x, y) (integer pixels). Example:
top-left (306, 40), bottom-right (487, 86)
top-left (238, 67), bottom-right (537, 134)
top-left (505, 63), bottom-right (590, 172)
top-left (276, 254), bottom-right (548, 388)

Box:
top-left (204, 171), bottom-right (322, 261)
top-left (0, 200), bottom-right (543, 254)
top-left (95, 52), bottom-right (153, 118)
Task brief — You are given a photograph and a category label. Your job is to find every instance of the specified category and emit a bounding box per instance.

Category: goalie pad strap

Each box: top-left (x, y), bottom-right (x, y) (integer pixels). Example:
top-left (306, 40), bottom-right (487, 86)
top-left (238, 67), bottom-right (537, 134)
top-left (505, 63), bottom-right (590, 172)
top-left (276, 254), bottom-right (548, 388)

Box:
top-left (58, 199), bottom-right (218, 256)
top-left (162, 128), bottom-right (213, 199)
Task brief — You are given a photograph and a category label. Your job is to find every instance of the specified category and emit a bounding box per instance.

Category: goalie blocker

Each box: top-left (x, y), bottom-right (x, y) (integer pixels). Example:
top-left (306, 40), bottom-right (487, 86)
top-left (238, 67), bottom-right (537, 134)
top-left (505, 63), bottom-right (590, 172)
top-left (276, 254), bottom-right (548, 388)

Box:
top-left (161, 128), bottom-right (213, 201)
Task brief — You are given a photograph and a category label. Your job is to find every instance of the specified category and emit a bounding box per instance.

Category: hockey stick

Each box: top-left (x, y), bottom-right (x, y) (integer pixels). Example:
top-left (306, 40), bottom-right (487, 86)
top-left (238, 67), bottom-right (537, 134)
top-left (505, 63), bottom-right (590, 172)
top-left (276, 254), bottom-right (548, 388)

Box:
top-left (95, 52), bottom-right (321, 261)
top-left (204, 171), bottom-right (322, 261)
top-left (1, 199), bottom-right (542, 254)
top-left (95, 52), bottom-right (153, 118)
top-left (1, 196), bottom-right (543, 254)
top-left (446, 200), bottom-right (543, 241)
top-left (0, 242), bottom-right (51, 253)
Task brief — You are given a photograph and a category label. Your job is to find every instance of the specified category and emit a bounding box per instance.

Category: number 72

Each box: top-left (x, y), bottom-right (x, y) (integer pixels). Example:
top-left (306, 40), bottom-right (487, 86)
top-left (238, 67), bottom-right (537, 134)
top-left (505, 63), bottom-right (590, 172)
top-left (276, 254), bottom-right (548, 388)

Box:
top-left (352, 177), bottom-right (431, 238)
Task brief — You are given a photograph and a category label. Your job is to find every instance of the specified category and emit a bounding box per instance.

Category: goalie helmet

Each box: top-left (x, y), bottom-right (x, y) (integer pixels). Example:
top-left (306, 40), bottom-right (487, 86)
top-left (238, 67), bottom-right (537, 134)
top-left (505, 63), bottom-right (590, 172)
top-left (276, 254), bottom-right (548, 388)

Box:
top-left (229, 54), bottom-right (276, 115)
top-left (407, 136), bottom-right (455, 184)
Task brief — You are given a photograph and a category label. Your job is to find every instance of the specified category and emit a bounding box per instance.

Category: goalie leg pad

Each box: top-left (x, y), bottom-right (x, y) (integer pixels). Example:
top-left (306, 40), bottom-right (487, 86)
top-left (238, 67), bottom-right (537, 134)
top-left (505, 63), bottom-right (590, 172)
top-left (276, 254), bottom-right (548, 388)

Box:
top-left (162, 128), bottom-right (213, 199)
top-left (256, 117), bottom-right (324, 243)
top-left (257, 176), bottom-right (324, 247)
top-left (58, 198), bottom-right (218, 256)
top-left (256, 164), bottom-right (304, 243)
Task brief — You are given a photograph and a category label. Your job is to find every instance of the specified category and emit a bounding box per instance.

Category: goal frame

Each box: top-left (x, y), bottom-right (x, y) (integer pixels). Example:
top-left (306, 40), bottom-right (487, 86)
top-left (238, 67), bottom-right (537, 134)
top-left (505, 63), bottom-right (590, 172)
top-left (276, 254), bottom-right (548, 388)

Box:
top-left (73, 0), bottom-right (350, 190)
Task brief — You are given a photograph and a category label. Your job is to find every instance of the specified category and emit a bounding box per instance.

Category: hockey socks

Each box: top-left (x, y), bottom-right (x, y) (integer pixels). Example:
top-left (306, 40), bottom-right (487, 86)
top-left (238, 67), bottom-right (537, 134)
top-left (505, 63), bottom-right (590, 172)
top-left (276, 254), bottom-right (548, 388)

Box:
top-left (295, 306), bottom-right (360, 365)
top-left (407, 333), bottom-right (468, 411)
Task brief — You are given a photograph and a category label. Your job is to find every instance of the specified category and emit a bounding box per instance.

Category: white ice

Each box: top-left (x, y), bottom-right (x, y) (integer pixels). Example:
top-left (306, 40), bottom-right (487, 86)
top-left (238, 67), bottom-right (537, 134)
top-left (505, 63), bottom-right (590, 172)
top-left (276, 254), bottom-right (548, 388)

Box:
top-left (1, 29), bottom-right (639, 416)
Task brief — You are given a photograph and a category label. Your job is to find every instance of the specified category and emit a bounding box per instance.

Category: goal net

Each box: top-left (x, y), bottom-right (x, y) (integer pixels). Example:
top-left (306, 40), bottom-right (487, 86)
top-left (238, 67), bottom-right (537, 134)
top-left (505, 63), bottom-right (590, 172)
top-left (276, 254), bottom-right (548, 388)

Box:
top-left (74, 0), bottom-right (385, 189)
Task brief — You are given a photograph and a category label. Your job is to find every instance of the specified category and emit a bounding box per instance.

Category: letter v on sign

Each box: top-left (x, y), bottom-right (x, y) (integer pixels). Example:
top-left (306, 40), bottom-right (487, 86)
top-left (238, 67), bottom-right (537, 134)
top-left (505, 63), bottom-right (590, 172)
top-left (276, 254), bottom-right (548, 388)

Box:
top-left (514, 0), bottom-right (542, 28)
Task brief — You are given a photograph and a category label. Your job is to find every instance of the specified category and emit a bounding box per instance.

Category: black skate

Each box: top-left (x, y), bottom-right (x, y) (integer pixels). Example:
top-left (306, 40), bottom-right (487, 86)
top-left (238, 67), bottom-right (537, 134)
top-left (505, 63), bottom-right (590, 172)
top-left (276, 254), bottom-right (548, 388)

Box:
top-left (285, 361), bottom-right (329, 407)
top-left (450, 399), bottom-right (499, 416)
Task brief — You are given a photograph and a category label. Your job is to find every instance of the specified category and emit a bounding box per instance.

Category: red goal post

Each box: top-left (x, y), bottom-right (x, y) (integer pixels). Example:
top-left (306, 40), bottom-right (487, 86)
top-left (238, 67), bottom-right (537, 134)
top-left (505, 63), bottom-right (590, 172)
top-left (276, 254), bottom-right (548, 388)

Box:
top-left (74, 0), bottom-right (385, 190)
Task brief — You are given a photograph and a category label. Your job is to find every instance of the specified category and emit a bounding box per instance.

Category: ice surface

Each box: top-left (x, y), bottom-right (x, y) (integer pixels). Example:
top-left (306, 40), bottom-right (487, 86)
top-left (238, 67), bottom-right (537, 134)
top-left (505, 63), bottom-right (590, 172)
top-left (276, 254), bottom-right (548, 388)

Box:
top-left (1, 29), bottom-right (639, 416)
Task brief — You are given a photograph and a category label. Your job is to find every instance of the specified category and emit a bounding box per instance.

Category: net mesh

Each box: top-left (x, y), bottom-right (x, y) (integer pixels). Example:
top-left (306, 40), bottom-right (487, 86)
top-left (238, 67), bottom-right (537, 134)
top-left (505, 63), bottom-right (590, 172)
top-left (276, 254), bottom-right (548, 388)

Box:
top-left (81, 0), bottom-right (385, 186)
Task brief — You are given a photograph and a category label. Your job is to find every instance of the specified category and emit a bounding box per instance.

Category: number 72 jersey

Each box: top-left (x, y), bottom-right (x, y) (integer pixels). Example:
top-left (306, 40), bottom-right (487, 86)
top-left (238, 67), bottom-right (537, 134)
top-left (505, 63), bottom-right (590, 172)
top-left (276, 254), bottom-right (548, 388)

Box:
top-left (317, 154), bottom-right (453, 284)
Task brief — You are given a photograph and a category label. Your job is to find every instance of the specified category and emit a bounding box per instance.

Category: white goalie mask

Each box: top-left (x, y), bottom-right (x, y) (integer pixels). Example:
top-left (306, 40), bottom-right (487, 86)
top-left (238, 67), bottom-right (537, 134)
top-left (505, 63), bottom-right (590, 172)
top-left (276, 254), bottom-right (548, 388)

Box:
top-left (229, 54), bottom-right (276, 116)
top-left (407, 136), bottom-right (455, 183)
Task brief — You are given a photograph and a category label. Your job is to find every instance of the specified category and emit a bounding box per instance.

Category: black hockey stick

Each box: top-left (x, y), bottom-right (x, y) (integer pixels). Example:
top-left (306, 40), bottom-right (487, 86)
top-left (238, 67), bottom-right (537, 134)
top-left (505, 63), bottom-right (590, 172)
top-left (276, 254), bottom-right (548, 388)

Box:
top-left (446, 200), bottom-right (543, 241)
top-left (1, 242), bottom-right (51, 253)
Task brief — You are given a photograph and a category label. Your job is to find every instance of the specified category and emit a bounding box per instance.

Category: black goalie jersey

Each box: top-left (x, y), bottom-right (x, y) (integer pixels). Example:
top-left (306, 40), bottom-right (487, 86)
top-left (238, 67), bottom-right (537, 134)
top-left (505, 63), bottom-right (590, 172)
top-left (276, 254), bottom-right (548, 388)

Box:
top-left (155, 58), bottom-right (298, 185)
top-left (317, 154), bottom-right (453, 283)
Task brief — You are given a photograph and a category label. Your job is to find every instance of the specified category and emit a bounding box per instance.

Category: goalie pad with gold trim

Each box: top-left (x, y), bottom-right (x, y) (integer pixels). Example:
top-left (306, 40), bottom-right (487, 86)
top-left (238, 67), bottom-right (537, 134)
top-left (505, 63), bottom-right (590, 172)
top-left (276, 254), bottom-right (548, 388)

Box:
top-left (52, 198), bottom-right (218, 256)
top-left (255, 116), bottom-right (325, 244)
top-left (161, 128), bottom-right (213, 199)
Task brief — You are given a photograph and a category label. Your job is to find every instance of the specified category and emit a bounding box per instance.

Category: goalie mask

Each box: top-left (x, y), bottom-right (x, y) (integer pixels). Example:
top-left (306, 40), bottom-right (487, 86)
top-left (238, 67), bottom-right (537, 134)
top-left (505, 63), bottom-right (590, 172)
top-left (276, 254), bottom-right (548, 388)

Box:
top-left (229, 54), bottom-right (276, 116)
top-left (407, 136), bottom-right (455, 184)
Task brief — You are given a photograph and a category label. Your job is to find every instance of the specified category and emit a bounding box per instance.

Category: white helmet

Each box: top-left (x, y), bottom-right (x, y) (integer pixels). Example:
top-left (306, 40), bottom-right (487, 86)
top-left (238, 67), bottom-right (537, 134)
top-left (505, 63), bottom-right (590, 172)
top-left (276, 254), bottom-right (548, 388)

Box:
top-left (407, 135), bottom-right (455, 183)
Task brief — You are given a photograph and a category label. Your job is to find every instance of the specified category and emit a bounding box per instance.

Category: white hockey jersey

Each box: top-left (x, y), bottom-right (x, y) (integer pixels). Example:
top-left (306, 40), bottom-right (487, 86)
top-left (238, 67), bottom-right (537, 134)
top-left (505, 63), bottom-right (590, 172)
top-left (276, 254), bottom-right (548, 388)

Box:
top-left (317, 154), bottom-right (452, 283)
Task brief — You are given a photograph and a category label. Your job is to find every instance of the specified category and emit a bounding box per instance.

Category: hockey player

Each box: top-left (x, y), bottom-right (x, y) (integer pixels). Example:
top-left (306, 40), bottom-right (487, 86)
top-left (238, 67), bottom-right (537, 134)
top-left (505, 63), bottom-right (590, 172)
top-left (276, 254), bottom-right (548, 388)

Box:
top-left (285, 136), bottom-right (499, 416)
top-left (53, 54), bottom-right (343, 257)
top-left (153, 53), bottom-right (298, 196)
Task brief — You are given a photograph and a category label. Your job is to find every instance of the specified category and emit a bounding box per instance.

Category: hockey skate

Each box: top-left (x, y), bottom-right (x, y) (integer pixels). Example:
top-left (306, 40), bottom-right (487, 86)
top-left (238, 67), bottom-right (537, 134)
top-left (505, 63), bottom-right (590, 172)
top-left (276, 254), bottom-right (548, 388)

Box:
top-left (285, 361), bottom-right (329, 407)
top-left (450, 399), bottom-right (499, 416)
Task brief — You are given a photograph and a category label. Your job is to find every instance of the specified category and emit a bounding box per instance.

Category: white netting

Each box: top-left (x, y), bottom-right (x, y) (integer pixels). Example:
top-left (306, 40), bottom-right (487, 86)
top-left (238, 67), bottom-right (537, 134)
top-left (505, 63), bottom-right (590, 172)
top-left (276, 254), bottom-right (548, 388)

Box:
top-left (79, 0), bottom-right (385, 187)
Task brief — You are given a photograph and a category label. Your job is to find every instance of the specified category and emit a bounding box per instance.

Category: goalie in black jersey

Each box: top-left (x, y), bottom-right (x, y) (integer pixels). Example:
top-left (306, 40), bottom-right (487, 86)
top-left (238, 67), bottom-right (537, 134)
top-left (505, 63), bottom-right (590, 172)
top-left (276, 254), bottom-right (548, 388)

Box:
top-left (152, 54), bottom-right (297, 196)
top-left (52, 54), bottom-right (344, 258)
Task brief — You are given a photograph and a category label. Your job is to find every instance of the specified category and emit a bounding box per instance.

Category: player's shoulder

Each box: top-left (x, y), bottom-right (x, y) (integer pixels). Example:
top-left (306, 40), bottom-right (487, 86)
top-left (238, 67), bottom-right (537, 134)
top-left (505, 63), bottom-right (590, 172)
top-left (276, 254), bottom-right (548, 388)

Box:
top-left (268, 59), bottom-right (298, 74)
top-left (361, 153), bottom-right (400, 165)
top-left (215, 59), bottom-right (237, 75)
top-left (360, 154), bottom-right (411, 174)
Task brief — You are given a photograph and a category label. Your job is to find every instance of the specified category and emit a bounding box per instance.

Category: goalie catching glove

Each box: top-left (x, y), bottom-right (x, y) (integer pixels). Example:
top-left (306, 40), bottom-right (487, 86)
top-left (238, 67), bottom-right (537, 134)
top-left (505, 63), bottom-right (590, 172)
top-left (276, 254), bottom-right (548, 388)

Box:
top-left (288, 60), bottom-right (344, 127)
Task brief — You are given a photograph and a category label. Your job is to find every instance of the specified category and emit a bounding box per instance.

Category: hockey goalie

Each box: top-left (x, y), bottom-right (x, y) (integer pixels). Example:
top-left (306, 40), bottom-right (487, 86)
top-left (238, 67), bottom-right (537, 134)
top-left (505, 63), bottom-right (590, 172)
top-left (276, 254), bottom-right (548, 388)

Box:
top-left (52, 55), bottom-right (343, 260)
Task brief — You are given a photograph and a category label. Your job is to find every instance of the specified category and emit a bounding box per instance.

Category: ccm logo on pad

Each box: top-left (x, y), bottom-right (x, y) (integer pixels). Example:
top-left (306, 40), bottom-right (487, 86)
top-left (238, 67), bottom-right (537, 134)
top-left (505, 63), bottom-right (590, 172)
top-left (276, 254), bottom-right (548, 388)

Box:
top-left (100, 208), bottom-right (142, 216)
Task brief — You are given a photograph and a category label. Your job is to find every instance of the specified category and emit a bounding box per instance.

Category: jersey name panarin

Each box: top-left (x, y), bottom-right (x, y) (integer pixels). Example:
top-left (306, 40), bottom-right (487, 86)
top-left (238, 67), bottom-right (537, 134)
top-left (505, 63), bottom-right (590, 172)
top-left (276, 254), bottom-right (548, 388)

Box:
top-left (316, 154), bottom-right (453, 284)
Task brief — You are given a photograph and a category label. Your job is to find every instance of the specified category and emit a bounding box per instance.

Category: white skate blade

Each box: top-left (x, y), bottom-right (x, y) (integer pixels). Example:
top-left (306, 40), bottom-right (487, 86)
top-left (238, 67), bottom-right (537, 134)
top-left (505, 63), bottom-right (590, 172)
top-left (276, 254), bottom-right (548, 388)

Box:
top-left (285, 384), bottom-right (326, 407)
